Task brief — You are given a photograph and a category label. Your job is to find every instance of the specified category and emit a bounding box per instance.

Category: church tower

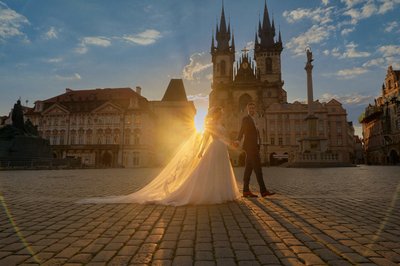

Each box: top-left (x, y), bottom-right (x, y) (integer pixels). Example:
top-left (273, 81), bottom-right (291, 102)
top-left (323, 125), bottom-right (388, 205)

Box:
top-left (254, 1), bottom-right (285, 106)
top-left (211, 3), bottom-right (235, 91)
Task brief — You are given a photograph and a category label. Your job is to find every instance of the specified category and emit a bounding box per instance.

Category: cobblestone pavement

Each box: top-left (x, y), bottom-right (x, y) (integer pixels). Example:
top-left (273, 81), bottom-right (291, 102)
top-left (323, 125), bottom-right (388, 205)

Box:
top-left (0, 165), bottom-right (399, 266)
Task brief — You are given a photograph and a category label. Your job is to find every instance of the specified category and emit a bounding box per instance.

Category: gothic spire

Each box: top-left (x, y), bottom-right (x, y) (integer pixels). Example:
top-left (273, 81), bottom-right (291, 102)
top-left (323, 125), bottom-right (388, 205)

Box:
top-left (278, 27), bottom-right (282, 43)
top-left (211, 31), bottom-right (215, 53)
top-left (262, 0), bottom-right (272, 33)
top-left (254, 31), bottom-right (259, 46)
top-left (215, 1), bottom-right (230, 51)
top-left (271, 17), bottom-right (276, 38)
top-left (231, 31), bottom-right (235, 52)
top-left (219, 1), bottom-right (227, 34)
top-left (258, 0), bottom-right (276, 49)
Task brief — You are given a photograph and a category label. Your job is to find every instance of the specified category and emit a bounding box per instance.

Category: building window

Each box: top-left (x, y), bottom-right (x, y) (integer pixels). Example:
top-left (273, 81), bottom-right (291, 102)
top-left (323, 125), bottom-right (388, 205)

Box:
top-left (78, 134), bottom-right (84, 145)
top-left (60, 134), bottom-right (65, 145)
top-left (124, 133), bottom-right (130, 145)
top-left (270, 137), bottom-right (275, 145)
top-left (278, 137), bottom-right (283, 145)
top-left (319, 121), bottom-right (324, 132)
top-left (220, 60), bottom-right (226, 76)
top-left (295, 123), bottom-right (300, 132)
top-left (86, 134), bottom-right (92, 145)
top-left (338, 138), bottom-right (343, 145)
top-left (70, 134), bottom-right (76, 144)
top-left (134, 114), bottom-right (141, 126)
top-left (336, 122), bottom-right (342, 133)
top-left (132, 152), bottom-right (140, 166)
top-left (134, 129), bottom-right (141, 145)
top-left (105, 135), bottom-right (111, 144)
top-left (265, 58), bottom-right (272, 73)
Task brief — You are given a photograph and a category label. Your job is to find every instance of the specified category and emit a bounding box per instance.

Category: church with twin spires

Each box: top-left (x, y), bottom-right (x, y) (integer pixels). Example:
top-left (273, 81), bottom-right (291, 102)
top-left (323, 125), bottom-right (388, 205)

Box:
top-left (210, 2), bottom-right (286, 117)
top-left (209, 2), bottom-right (356, 166)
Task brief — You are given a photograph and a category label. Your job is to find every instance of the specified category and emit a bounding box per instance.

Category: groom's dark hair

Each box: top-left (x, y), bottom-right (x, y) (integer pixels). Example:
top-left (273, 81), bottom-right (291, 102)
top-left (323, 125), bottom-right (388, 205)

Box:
top-left (247, 101), bottom-right (256, 107)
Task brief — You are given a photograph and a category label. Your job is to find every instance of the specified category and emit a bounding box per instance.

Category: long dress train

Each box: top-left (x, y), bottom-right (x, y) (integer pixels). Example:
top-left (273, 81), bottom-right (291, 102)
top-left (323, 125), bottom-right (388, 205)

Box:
top-left (79, 124), bottom-right (240, 206)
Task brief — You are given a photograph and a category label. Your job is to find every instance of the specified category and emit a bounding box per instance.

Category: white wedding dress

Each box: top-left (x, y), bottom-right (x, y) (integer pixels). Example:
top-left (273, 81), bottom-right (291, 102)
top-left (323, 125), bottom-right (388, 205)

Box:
top-left (79, 123), bottom-right (240, 206)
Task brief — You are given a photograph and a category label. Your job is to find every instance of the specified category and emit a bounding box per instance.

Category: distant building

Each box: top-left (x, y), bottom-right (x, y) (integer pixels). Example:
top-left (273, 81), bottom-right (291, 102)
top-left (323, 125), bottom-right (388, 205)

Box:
top-left (25, 79), bottom-right (195, 167)
top-left (360, 66), bottom-right (400, 165)
top-left (209, 3), bottom-right (355, 166)
top-left (354, 135), bottom-right (364, 164)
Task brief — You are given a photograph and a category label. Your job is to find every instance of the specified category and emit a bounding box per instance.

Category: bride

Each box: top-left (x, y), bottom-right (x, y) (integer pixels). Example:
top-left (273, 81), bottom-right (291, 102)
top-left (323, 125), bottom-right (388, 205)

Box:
top-left (80, 106), bottom-right (241, 206)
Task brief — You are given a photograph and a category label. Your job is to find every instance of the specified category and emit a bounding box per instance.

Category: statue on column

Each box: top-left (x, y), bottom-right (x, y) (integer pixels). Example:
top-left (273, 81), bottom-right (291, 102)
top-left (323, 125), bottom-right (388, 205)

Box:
top-left (306, 48), bottom-right (313, 64)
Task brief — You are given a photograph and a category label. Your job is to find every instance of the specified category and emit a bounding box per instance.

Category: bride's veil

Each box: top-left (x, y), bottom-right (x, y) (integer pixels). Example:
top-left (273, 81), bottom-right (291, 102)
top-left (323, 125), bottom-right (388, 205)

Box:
top-left (79, 130), bottom-right (211, 204)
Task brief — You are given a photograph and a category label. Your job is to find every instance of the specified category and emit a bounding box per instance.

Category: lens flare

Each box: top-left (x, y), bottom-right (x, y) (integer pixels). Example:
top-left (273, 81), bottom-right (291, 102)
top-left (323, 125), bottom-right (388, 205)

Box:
top-left (0, 196), bottom-right (41, 264)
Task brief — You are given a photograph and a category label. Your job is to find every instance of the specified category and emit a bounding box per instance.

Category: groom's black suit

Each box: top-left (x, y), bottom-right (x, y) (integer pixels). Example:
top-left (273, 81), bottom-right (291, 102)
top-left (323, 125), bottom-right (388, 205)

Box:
top-left (237, 115), bottom-right (267, 194)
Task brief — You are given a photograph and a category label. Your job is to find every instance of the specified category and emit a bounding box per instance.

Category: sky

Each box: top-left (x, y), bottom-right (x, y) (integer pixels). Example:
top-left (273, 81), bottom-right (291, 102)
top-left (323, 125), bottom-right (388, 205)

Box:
top-left (1, 0), bottom-right (400, 136)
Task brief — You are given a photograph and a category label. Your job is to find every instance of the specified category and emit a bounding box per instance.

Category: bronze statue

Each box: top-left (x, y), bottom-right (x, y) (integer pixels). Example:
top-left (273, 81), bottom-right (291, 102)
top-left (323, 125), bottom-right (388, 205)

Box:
top-left (12, 99), bottom-right (25, 131)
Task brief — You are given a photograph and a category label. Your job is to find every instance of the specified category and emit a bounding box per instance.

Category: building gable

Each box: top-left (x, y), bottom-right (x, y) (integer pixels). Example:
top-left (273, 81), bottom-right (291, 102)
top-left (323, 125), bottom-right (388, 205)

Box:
top-left (42, 103), bottom-right (69, 115)
top-left (91, 102), bottom-right (123, 114)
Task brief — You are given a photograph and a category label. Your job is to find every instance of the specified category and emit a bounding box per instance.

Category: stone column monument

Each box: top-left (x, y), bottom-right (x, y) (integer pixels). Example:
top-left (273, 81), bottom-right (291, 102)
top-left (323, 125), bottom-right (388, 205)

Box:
top-left (304, 48), bottom-right (319, 142)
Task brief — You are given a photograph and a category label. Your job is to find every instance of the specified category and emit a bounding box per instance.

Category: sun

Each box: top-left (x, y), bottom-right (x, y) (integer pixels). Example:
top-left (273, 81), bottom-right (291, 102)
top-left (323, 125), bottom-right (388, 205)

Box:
top-left (194, 108), bottom-right (207, 133)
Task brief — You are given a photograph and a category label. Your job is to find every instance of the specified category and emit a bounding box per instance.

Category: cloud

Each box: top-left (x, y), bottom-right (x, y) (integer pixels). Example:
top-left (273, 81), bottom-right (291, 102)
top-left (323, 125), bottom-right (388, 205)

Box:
top-left (326, 43), bottom-right (370, 58)
top-left (343, 0), bottom-right (400, 24)
top-left (319, 92), bottom-right (374, 105)
top-left (187, 93), bottom-right (209, 102)
top-left (341, 27), bottom-right (355, 35)
top-left (384, 21), bottom-right (399, 32)
top-left (75, 36), bottom-right (111, 54)
top-left (43, 26), bottom-right (58, 40)
top-left (122, 29), bottom-right (161, 45)
top-left (340, 0), bottom-right (364, 8)
top-left (182, 52), bottom-right (212, 81)
top-left (378, 45), bottom-right (400, 57)
top-left (0, 2), bottom-right (29, 42)
top-left (335, 67), bottom-right (368, 79)
top-left (45, 57), bottom-right (63, 63)
top-left (55, 73), bottom-right (82, 81)
top-left (283, 6), bottom-right (334, 25)
top-left (286, 25), bottom-right (335, 55)
top-left (362, 57), bottom-right (385, 68)
top-left (340, 42), bottom-right (371, 58)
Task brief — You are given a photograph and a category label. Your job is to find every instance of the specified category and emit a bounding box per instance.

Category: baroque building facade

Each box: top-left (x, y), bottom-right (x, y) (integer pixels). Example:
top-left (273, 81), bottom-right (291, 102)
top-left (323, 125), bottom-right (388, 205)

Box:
top-left (209, 3), bottom-right (355, 165)
top-left (25, 79), bottom-right (195, 167)
top-left (360, 66), bottom-right (400, 165)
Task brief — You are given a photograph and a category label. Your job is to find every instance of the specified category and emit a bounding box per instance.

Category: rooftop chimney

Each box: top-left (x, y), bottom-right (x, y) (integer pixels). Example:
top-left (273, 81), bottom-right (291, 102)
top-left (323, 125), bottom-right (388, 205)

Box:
top-left (136, 86), bottom-right (142, 95)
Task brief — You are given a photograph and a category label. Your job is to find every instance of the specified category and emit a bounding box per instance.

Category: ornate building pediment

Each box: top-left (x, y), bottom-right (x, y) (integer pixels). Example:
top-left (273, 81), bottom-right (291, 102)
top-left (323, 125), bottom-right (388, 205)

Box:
top-left (42, 103), bottom-right (69, 115)
top-left (91, 102), bottom-right (123, 114)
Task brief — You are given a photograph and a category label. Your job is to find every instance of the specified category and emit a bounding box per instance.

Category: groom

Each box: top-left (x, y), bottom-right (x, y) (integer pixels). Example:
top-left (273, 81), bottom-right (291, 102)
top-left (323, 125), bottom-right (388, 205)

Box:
top-left (235, 102), bottom-right (275, 198)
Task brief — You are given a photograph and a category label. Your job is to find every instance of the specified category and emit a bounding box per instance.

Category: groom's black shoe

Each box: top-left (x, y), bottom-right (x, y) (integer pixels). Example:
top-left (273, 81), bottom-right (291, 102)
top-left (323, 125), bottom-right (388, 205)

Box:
top-left (243, 191), bottom-right (258, 198)
top-left (261, 191), bottom-right (276, 197)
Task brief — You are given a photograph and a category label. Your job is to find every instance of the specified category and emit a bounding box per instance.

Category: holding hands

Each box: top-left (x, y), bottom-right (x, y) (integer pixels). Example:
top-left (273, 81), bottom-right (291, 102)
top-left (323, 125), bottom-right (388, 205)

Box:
top-left (232, 140), bottom-right (240, 149)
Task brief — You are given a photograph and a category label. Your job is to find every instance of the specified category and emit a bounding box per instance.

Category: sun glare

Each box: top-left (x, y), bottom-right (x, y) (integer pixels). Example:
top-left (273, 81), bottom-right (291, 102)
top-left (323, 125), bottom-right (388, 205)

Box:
top-left (194, 108), bottom-right (207, 133)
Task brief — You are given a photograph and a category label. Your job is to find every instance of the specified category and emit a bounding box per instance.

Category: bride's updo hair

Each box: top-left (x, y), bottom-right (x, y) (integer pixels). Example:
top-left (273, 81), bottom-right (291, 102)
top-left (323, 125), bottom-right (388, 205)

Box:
top-left (205, 106), bottom-right (223, 124)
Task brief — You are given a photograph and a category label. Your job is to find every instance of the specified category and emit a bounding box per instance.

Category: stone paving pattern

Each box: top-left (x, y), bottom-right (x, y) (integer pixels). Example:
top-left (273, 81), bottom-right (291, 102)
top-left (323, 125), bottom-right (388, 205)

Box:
top-left (0, 166), bottom-right (399, 265)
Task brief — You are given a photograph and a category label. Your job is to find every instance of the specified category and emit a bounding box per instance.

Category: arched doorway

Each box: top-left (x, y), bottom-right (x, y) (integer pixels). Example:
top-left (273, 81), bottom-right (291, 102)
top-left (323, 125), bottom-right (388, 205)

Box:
top-left (389, 150), bottom-right (399, 165)
top-left (101, 151), bottom-right (113, 167)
